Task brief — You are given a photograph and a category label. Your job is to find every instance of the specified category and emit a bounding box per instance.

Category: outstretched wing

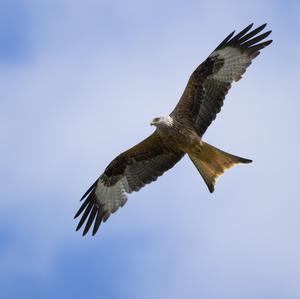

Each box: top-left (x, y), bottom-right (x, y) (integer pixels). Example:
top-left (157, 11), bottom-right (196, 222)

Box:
top-left (74, 132), bottom-right (183, 236)
top-left (171, 23), bottom-right (272, 137)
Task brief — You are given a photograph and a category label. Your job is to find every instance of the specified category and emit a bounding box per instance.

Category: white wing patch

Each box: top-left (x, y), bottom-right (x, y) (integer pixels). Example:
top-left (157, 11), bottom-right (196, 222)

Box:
top-left (93, 152), bottom-right (181, 222)
top-left (209, 47), bottom-right (251, 82)
top-left (95, 177), bottom-right (129, 219)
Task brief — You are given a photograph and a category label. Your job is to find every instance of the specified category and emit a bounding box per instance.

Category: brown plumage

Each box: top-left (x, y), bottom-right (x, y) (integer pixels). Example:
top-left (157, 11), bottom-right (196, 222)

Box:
top-left (75, 23), bottom-right (272, 236)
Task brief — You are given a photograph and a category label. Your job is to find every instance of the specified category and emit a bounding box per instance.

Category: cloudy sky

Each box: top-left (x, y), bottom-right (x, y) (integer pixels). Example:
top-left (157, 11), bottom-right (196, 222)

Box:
top-left (1, 0), bottom-right (300, 298)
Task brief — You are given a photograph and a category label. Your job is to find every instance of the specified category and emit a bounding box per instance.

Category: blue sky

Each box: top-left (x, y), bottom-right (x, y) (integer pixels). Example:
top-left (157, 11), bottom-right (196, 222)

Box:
top-left (1, 0), bottom-right (300, 298)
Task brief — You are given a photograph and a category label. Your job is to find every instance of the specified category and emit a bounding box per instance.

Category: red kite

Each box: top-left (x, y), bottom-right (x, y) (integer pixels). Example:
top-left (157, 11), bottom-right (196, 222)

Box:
top-left (75, 23), bottom-right (272, 236)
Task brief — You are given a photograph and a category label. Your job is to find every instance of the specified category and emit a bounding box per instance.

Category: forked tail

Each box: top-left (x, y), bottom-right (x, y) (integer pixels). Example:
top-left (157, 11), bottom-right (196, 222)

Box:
top-left (189, 142), bottom-right (252, 193)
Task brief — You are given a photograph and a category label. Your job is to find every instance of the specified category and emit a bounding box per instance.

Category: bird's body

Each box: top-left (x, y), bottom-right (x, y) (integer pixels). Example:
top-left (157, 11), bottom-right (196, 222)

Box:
top-left (75, 23), bottom-right (272, 236)
top-left (153, 116), bottom-right (200, 153)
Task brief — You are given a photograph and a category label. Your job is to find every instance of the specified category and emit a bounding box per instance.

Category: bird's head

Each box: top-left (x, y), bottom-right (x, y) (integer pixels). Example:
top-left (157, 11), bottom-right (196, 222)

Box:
top-left (150, 116), bottom-right (173, 128)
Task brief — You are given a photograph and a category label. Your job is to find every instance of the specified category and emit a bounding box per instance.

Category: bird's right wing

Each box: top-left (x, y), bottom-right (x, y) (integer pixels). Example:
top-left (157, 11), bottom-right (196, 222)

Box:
top-left (171, 23), bottom-right (272, 137)
top-left (74, 132), bottom-right (183, 236)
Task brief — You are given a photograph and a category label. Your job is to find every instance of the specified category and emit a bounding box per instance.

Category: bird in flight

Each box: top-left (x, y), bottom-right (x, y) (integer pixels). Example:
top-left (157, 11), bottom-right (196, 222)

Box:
top-left (75, 23), bottom-right (272, 236)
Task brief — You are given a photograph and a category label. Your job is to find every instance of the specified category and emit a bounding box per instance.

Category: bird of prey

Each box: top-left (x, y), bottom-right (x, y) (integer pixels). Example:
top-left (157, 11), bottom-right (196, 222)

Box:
top-left (75, 23), bottom-right (272, 236)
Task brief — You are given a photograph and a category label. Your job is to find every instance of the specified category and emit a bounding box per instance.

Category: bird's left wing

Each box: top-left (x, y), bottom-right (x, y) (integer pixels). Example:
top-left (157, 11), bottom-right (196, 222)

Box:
top-left (171, 23), bottom-right (272, 137)
top-left (74, 132), bottom-right (183, 236)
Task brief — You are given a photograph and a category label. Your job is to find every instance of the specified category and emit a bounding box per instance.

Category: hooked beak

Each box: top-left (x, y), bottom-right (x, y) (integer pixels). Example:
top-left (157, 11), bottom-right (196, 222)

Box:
top-left (150, 121), bottom-right (155, 126)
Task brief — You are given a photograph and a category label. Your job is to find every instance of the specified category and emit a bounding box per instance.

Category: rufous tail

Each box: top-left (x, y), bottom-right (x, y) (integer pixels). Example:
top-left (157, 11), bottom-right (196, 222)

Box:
top-left (189, 142), bottom-right (252, 193)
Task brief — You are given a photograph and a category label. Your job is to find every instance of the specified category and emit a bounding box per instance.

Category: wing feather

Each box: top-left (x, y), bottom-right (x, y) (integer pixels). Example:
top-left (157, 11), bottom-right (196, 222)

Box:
top-left (92, 209), bottom-right (104, 235)
top-left (171, 23), bottom-right (272, 136)
top-left (74, 132), bottom-right (183, 235)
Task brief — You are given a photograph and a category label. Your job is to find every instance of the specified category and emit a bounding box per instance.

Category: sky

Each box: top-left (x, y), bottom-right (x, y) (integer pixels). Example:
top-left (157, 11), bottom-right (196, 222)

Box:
top-left (1, 0), bottom-right (300, 298)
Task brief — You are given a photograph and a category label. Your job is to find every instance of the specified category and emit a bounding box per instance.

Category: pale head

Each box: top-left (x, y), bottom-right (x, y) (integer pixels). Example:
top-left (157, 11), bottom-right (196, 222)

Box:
top-left (150, 116), bottom-right (173, 129)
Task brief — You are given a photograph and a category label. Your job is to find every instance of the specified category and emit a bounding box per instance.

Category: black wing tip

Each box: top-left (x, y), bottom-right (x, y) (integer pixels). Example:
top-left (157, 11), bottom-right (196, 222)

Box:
top-left (74, 211), bottom-right (81, 219)
top-left (91, 225), bottom-right (100, 236)
top-left (82, 228), bottom-right (89, 236)
top-left (244, 23), bottom-right (254, 31)
top-left (76, 220), bottom-right (85, 232)
top-left (75, 183), bottom-right (104, 236)
top-left (216, 23), bottom-right (272, 52)
top-left (75, 201), bottom-right (106, 237)
top-left (77, 206), bottom-right (103, 237)
top-left (256, 23), bottom-right (267, 30)
top-left (80, 179), bottom-right (98, 201)
top-left (266, 39), bottom-right (273, 46)
top-left (229, 30), bottom-right (235, 37)
top-left (74, 179), bottom-right (99, 221)
top-left (80, 209), bottom-right (104, 236)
